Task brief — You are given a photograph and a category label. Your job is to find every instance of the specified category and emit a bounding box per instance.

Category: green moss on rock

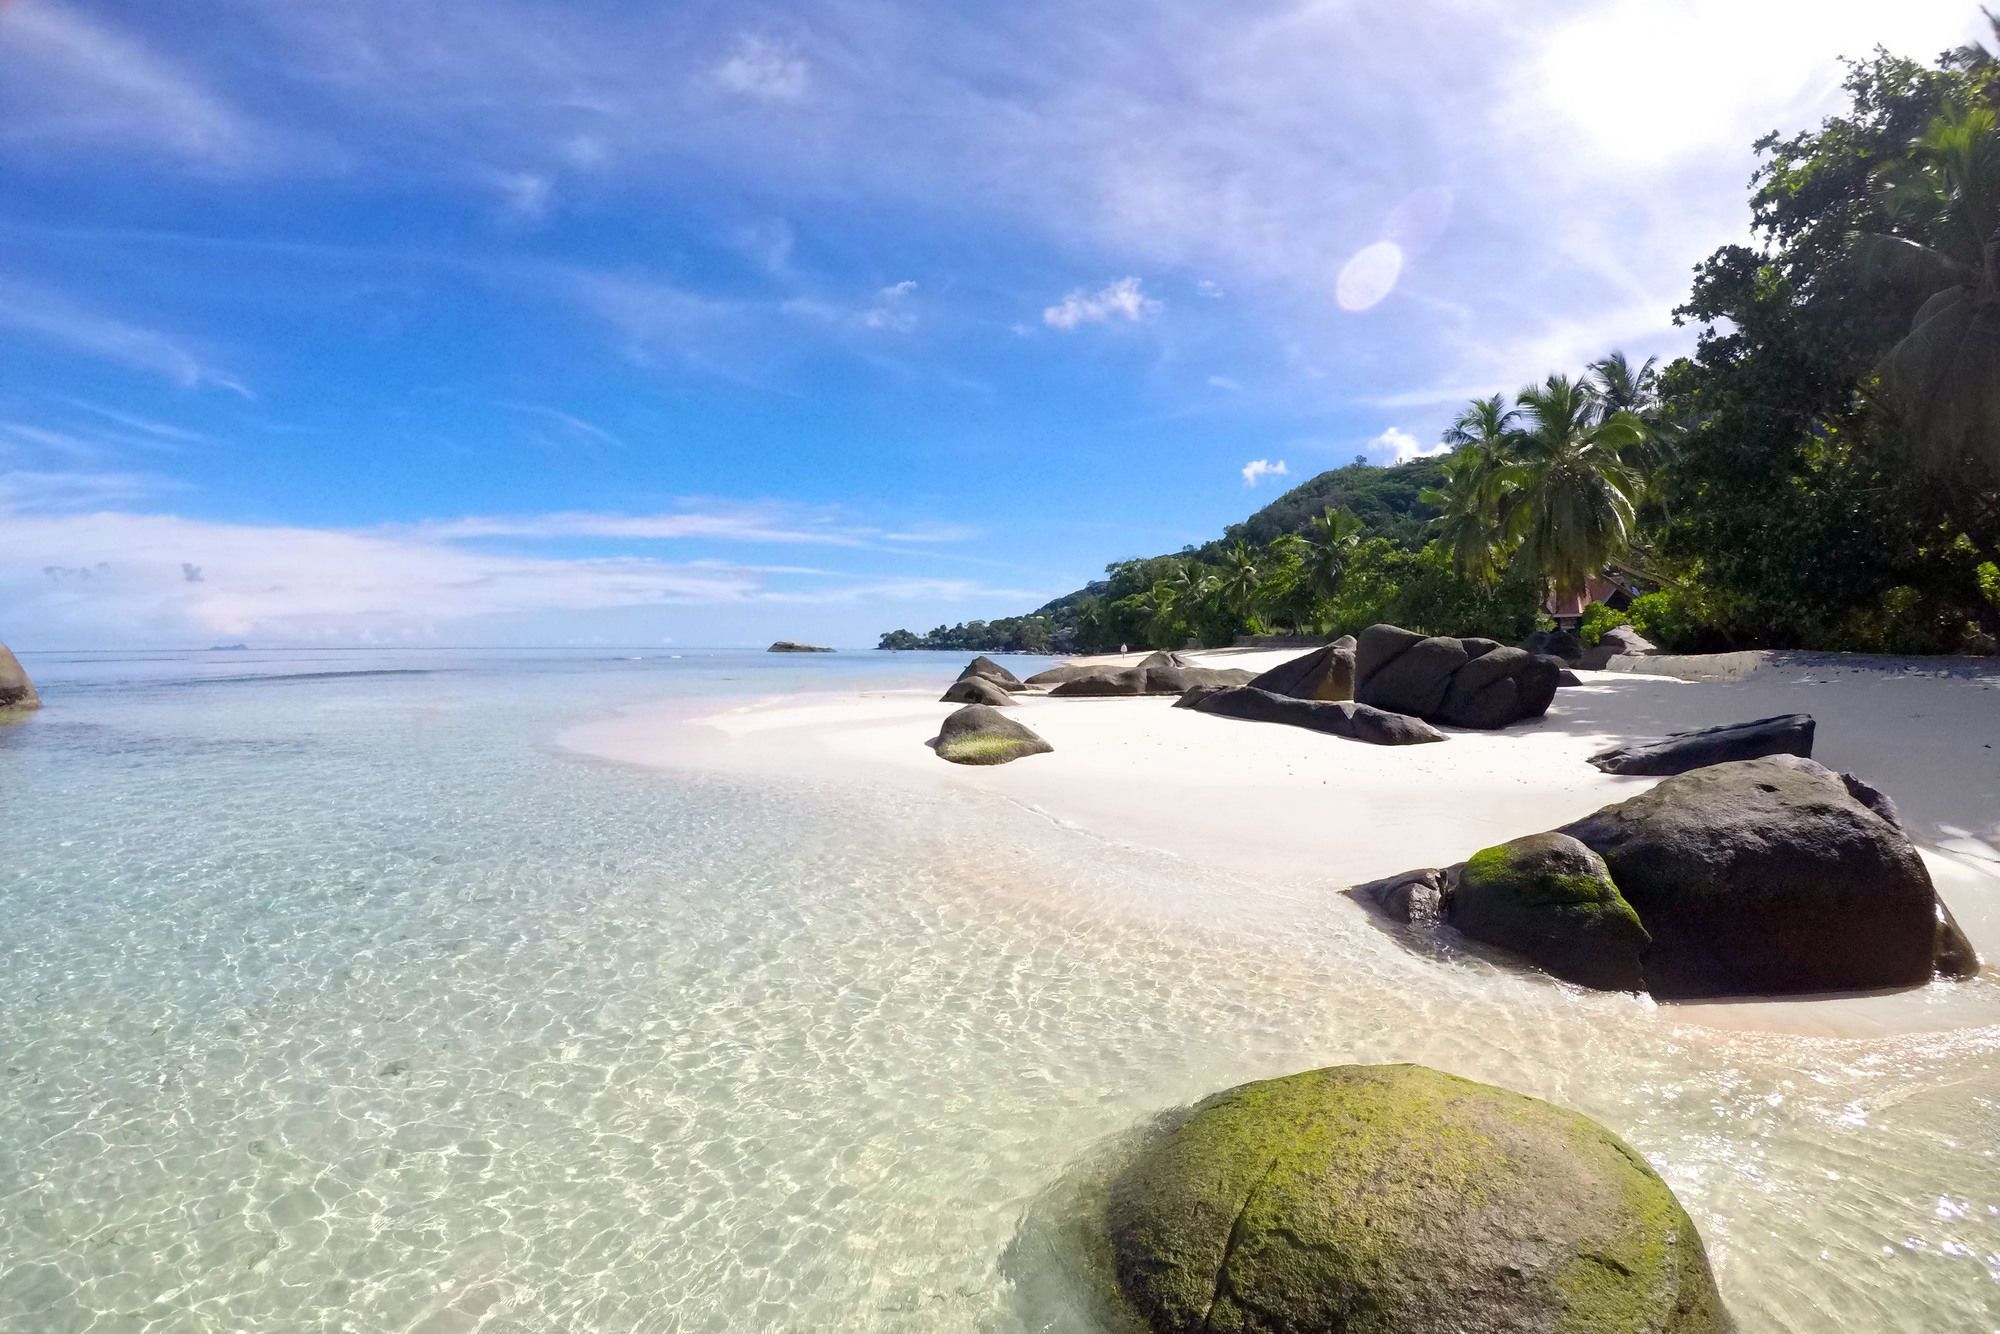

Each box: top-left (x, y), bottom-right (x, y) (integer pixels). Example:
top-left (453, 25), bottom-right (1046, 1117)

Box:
top-left (1451, 832), bottom-right (1650, 991)
top-left (933, 704), bottom-right (1052, 766)
top-left (1107, 1064), bottom-right (1728, 1333)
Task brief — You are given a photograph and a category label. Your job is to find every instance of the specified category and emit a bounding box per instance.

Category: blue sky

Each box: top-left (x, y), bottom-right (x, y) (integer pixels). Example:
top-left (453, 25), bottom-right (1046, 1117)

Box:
top-left (0, 0), bottom-right (1981, 648)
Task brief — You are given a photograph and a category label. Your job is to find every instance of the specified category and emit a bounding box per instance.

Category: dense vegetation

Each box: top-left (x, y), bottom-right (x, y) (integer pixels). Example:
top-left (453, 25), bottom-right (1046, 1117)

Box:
top-left (884, 29), bottom-right (2000, 657)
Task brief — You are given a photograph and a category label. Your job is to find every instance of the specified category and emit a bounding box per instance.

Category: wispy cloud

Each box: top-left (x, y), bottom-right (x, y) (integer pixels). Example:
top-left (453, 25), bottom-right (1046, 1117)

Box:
top-left (1043, 277), bottom-right (1160, 331)
top-left (1241, 458), bottom-right (1288, 486)
top-left (0, 276), bottom-right (245, 393)
top-left (711, 33), bottom-right (810, 104)
top-left (0, 2), bottom-right (266, 168)
top-left (410, 503), bottom-right (977, 550)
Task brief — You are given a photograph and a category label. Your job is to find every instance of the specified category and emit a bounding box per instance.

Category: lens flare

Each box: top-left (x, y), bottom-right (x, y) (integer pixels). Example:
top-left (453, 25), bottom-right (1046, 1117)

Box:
top-left (1335, 241), bottom-right (1403, 312)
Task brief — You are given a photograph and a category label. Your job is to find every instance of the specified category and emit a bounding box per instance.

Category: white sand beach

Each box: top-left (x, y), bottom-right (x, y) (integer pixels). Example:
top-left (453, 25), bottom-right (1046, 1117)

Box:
top-left (561, 647), bottom-right (2000, 1036)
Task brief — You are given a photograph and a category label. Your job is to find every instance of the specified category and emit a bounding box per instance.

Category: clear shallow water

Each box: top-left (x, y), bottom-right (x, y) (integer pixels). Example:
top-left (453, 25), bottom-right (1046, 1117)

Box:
top-left (1, 650), bottom-right (1997, 1333)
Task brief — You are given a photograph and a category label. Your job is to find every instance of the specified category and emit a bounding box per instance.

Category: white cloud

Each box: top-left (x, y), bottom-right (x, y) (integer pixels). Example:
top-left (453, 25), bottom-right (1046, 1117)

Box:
top-left (1042, 277), bottom-right (1160, 331)
top-left (0, 502), bottom-right (999, 645)
top-left (1369, 427), bottom-right (1449, 466)
top-left (712, 34), bottom-right (810, 104)
top-left (859, 280), bottom-right (919, 331)
top-left (491, 170), bottom-right (554, 222)
top-left (1196, 279), bottom-right (1225, 299)
top-left (1241, 458), bottom-right (1288, 486)
top-left (1208, 375), bottom-right (1242, 392)
top-left (0, 2), bottom-right (266, 167)
top-left (0, 276), bottom-right (245, 394)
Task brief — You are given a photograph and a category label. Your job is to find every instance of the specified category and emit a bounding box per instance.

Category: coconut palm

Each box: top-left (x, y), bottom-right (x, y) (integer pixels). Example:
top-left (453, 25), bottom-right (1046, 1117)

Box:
top-left (1422, 396), bottom-right (1518, 583)
top-left (1586, 352), bottom-right (1659, 422)
top-left (1856, 105), bottom-right (2000, 474)
top-left (1300, 506), bottom-right (1366, 601)
top-left (1215, 541), bottom-right (1262, 619)
top-left (1499, 374), bottom-right (1647, 604)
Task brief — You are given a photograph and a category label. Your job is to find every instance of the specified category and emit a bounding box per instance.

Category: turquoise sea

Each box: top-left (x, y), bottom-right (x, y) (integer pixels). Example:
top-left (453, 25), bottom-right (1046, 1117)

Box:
top-left (2, 649), bottom-right (1997, 1333)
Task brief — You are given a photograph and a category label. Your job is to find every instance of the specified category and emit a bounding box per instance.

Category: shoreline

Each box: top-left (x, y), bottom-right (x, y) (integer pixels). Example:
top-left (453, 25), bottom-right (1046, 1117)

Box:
top-left (558, 648), bottom-right (2000, 1038)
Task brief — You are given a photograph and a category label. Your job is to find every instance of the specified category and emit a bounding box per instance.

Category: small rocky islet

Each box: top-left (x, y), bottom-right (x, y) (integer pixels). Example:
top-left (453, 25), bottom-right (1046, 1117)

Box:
top-left (0, 644), bottom-right (40, 716)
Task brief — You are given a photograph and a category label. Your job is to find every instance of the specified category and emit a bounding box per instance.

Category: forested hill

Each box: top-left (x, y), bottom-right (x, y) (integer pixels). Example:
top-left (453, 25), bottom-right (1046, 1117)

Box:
top-left (878, 455), bottom-right (1456, 652)
top-left (1210, 456), bottom-right (1448, 553)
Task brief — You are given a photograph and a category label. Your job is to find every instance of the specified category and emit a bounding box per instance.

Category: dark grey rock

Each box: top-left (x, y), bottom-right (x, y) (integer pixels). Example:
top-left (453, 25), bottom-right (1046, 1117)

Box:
top-left (1183, 686), bottom-right (1446, 745)
top-left (1244, 643), bottom-right (1355, 701)
top-left (1588, 714), bottom-right (1814, 777)
top-left (1523, 628), bottom-right (1585, 662)
top-left (1350, 868), bottom-right (1446, 923)
top-left (1049, 663), bottom-right (1253, 697)
top-left (1023, 663), bottom-right (1097, 688)
top-left (1559, 756), bottom-right (1978, 997)
top-left (940, 676), bottom-right (1016, 706)
top-left (1355, 632), bottom-right (1467, 717)
top-left (958, 656), bottom-right (1029, 691)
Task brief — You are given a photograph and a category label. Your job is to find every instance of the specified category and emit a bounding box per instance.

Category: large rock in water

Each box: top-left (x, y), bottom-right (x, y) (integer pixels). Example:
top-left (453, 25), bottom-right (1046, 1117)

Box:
top-left (1179, 685), bottom-right (1445, 745)
top-left (1244, 643), bottom-right (1354, 701)
top-left (940, 676), bottom-right (1015, 706)
top-left (1353, 624), bottom-right (1561, 728)
top-left (1560, 756), bottom-right (1977, 998)
top-left (0, 645), bottom-right (39, 713)
top-left (957, 656), bottom-right (1029, 691)
top-left (932, 704), bottom-right (1052, 765)
top-left (1107, 1064), bottom-right (1730, 1334)
top-left (1451, 833), bottom-right (1649, 991)
top-left (1589, 714), bottom-right (1814, 777)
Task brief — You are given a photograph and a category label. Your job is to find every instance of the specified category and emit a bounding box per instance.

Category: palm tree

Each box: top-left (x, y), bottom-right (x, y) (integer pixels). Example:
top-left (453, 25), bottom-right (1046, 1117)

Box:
top-left (1215, 542), bottom-right (1262, 620)
top-left (1856, 105), bottom-right (2000, 475)
top-left (1586, 352), bottom-right (1659, 423)
top-left (1948, 8), bottom-right (1999, 78)
top-left (1499, 374), bottom-right (1646, 604)
top-left (1301, 506), bottom-right (1366, 601)
top-left (1423, 395), bottom-right (1518, 583)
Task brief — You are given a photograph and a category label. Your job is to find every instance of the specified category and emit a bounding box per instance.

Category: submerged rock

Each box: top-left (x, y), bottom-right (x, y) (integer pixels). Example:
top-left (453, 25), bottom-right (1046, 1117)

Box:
top-left (1588, 714), bottom-right (1814, 777)
top-left (1106, 1064), bottom-right (1730, 1334)
top-left (1350, 867), bottom-right (1446, 923)
top-left (957, 655), bottom-right (1030, 691)
top-left (1181, 685), bottom-right (1445, 745)
top-left (1451, 832), bottom-right (1649, 991)
top-left (1244, 642), bottom-right (1355, 701)
top-left (933, 704), bottom-right (1052, 765)
top-left (939, 676), bottom-right (1015, 707)
top-left (0, 645), bottom-right (38, 714)
top-left (1559, 755), bottom-right (1976, 998)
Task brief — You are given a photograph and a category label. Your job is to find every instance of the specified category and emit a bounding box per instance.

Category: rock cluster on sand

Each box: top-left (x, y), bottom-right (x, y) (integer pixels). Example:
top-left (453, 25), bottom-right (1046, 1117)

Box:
top-left (1580, 624), bottom-right (1660, 669)
top-left (767, 640), bottom-right (834, 653)
top-left (957, 656), bottom-right (1030, 692)
top-left (1242, 641), bottom-right (1354, 701)
top-left (1522, 627), bottom-right (1585, 663)
top-left (1589, 714), bottom-right (1814, 777)
top-left (933, 704), bottom-right (1052, 765)
top-left (1047, 652), bottom-right (1253, 698)
top-left (940, 676), bottom-right (1015, 707)
top-left (1104, 1064), bottom-right (1730, 1334)
top-left (1355, 624), bottom-right (1562, 729)
top-left (1357, 756), bottom-right (1979, 998)
top-left (0, 645), bottom-right (39, 714)
top-left (1177, 685), bottom-right (1445, 745)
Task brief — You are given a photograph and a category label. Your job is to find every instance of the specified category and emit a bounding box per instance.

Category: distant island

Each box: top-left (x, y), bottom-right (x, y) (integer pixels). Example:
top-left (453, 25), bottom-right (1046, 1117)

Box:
top-left (209, 643), bottom-right (250, 651)
top-left (768, 640), bottom-right (834, 653)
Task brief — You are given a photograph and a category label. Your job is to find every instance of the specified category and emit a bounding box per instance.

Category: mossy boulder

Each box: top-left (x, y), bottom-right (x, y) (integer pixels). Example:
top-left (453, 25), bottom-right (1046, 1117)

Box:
top-left (1450, 833), bottom-right (1649, 991)
top-left (933, 704), bottom-right (1051, 765)
top-left (0, 645), bottom-right (39, 714)
top-left (1107, 1064), bottom-right (1729, 1334)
